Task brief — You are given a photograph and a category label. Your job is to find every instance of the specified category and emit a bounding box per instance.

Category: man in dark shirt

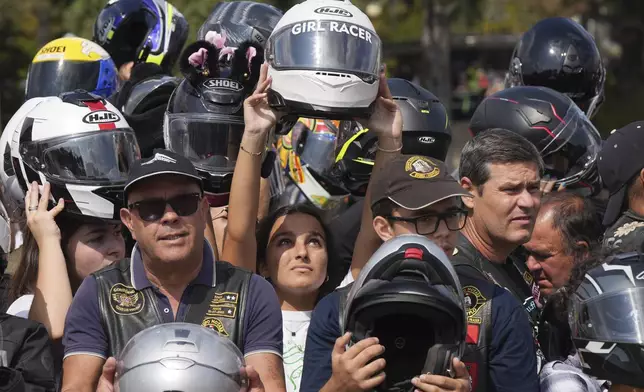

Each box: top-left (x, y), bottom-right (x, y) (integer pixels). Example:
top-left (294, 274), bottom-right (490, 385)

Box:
top-left (301, 155), bottom-right (539, 392)
top-left (598, 121), bottom-right (644, 253)
top-left (62, 150), bottom-right (285, 392)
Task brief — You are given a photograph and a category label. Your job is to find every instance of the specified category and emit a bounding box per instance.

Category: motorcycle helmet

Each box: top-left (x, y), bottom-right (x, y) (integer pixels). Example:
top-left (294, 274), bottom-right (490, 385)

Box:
top-left (275, 118), bottom-right (353, 218)
top-left (470, 86), bottom-right (602, 195)
top-left (266, 0), bottom-right (382, 120)
top-left (110, 63), bottom-right (179, 157)
top-left (197, 1), bottom-right (283, 79)
top-left (11, 90), bottom-right (141, 221)
top-left (165, 38), bottom-right (269, 207)
top-left (506, 17), bottom-right (605, 119)
top-left (333, 78), bottom-right (452, 196)
top-left (115, 323), bottom-right (248, 392)
top-left (25, 37), bottom-right (118, 100)
top-left (342, 235), bottom-right (466, 389)
top-left (0, 201), bottom-right (10, 256)
top-left (1, 97), bottom-right (50, 210)
top-left (93, 0), bottom-right (189, 72)
top-left (569, 252), bottom-right (644, 388)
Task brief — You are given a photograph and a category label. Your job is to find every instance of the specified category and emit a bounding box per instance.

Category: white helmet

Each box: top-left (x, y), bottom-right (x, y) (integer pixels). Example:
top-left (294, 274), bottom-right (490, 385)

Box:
top-left (0, 200), bottom-right (11, 254)
top-left (0, 97), bottom-right (51, 210)
top-left (115, 323), bottom-right (248, 392)
top-left (266, 0), bottom-right (382, 120)
top-left (11, 91), bottom-right (141, 221)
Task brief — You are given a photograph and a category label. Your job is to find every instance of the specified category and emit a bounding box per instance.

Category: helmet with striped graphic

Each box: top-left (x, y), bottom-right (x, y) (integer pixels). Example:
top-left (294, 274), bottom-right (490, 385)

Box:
top-left (25, 37), bottom-right (118, 100)
top-left (93, 0), bottom-right (189, 72)
top-left (10, 90), bottom-right (141, 221)
top-left (276, 118), bottom-right (355, 215)
top-left (569, 252), bottom-right (644, 388)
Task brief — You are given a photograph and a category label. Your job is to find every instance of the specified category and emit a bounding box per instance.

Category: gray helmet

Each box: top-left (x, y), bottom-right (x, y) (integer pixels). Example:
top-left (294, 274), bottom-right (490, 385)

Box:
top-left (342, 235), bottom-right (466, 389)
top-left (115, 323), bottom-right (248, 392)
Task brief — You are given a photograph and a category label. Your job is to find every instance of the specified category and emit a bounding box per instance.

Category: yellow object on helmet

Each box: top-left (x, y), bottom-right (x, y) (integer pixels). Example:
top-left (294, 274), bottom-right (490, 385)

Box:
top-left (26, 37), bottom-right (119, 100)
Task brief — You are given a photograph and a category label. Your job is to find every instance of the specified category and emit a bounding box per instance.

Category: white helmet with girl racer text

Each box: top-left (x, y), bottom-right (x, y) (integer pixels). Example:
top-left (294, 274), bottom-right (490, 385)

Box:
top-left (10, 91), bottom-right (141, 221)
top-left (266, 0), bottom-right (382, 120)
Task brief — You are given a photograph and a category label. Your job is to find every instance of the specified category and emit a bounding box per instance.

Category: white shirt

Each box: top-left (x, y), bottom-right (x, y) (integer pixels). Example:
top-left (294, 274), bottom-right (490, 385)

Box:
top-left (282, 310), bottom-right (312, 392)
top-left (6, 294), bottom-right (34, 319)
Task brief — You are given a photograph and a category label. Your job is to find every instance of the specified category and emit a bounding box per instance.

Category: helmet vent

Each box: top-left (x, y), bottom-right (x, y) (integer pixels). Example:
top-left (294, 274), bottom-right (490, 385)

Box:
top-left (315, 71), bottom-right (351, 79)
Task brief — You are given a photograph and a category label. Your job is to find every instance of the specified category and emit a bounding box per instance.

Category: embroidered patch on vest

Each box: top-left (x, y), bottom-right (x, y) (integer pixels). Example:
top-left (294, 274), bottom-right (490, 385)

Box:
top-left (206, 291), bottom-right (239, 319)
top-left (463, 285), bottom-right (486, 324)
top-left (202, 317), bottom-right (230, 337)
top-left (109, 283), bottom-right (145, 315)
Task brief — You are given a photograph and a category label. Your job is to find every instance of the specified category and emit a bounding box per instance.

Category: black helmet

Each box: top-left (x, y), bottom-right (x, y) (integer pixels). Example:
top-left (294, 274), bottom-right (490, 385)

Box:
top-left (164, 39), bottom-right (268, 207)
top-left (333, 78), bottom-right (452, 196)
top-left (470, 86), bottom-right (602, 195)
top-left (342, 235), bottom-right (466, 389)
top-left (93, 0), bottom-right (189, 72)
top-left (569, 252), bottom-right (644, 388)
top-left (109, 63), bottom-right (179, 158)
top-left (506, 17), bottom-right (605, 119)
top-left (196, 1), bottom-right (283, 78)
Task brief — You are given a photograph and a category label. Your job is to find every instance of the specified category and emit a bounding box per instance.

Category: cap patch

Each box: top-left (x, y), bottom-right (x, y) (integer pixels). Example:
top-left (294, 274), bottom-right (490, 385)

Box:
top-left (405, 156), bottom-right (440, 179)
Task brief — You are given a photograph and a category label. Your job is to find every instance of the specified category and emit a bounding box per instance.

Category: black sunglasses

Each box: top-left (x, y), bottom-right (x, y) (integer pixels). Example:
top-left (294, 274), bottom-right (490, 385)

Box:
top-left (128, 193), bottom-right (202, 222)
top-left (386, 208), bottom-right (468, 235)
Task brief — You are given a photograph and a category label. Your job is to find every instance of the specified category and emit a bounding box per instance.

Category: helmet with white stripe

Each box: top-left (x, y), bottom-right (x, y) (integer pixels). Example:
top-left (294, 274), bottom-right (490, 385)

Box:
top-left (10, 90), bottom-right (142, 221)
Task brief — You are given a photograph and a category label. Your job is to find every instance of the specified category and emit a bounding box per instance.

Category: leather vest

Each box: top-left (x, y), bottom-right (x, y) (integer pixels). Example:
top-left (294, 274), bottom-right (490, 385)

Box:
top-left (94, 258), bottom-right (252, 357)
top-left (452, 235), bottom-right (546, 372)
top-left (337, 275), bottom-right (493, 392)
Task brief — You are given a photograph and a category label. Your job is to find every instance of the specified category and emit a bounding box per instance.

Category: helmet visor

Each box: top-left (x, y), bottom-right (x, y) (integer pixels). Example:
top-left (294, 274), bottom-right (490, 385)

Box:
top-left (267, 20), bottom-right (381, 76)
top-left (540, 104), bottom-right (601, 186)
top-left (570, 287), bottom-right (644, 344)
top-left (292, 119), bottom-right (339, 174)
top-left (165, 113), bottom-right (244, 173)
top-left (21, 130), bottom-right (140, 184)
top-left (26, 61), bottom-right (100, 100)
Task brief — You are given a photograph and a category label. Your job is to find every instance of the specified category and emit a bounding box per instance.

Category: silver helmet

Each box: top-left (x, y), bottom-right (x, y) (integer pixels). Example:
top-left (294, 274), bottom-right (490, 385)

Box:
top-left (115, 323), bottom-right (248, 392)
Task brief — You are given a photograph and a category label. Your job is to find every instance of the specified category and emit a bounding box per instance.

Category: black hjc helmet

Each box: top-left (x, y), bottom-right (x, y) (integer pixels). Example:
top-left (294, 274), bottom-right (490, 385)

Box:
top-left (333, 78), bottom-right (451, 196)
top-left (470, 86), bottom-right (602, 195)
top-left (342, 235), bottom-right (466, 391)
top-left (506, 17), bottom-right (605, 119)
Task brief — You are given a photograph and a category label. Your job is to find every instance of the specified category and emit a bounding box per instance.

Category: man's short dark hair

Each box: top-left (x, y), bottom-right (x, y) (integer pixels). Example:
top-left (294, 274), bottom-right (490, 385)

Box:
top-left (459, 128), bottom-right (544, 191)
top-left (541, 191), bottom-right (603, 259)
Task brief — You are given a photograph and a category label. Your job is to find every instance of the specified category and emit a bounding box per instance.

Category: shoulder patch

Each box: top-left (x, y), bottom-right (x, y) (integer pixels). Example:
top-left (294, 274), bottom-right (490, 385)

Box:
top-left (463, 285), bottom-right (487, 324)
top-left (109, 283), bottom-right (145, 315)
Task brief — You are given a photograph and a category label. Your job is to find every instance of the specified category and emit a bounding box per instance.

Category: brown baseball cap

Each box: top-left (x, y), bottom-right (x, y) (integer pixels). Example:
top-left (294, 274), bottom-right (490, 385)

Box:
top-left (370, 155), bottom-right (472, 211)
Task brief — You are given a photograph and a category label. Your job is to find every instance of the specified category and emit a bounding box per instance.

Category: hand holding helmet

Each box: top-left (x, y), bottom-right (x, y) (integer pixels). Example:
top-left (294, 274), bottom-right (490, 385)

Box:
top-left (358, 67), bottom-right (403, 150)
top-left (327, 332), bottom-right (386, 392)
top-left (411, 357), bottom-right (471, 392)
top-left (244, 63), bottom-right (281, 137)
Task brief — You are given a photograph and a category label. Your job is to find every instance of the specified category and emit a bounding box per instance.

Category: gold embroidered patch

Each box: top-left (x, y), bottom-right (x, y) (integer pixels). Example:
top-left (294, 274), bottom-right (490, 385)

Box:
top-left (201, 317), bottom-right (230, 336)
top-left (109, 283), bottom-right (145, 315)
top-left (404, 156), bottom-right (440, 179)
top-left (463, 285), bottom-right (487, 324)
top-left (206, 292), bottom-right (239, 319)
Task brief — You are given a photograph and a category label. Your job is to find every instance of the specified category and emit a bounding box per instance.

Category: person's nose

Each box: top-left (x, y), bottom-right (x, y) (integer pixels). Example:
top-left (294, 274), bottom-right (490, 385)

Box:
top-left (159, 202), bottom-right (180, 225)
top-left (526, 255), bottom-right (542, 273)
top-left (295, 238), bottom-right (310, 262)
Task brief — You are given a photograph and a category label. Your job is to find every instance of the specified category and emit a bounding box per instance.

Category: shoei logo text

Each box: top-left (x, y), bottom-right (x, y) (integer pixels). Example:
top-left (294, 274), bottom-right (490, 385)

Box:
top-left (314, 6), bottom-right (353, 17)
top-left (82, 110), bottom-right (120, 124)
top-left (203, 78), bottom-right (243, 91)
top-left (418, 136), bottom-right (435, 144)
top-left (291, 20), bottom-right (373, 43)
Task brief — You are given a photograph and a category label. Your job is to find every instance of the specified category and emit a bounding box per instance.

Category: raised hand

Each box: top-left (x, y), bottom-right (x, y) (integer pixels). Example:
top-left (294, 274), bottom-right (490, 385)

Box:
top-left (243, 62), bottom-right (280, 136)
top-left (24, 182), bottom-right (64, 245)
top-left (359, 65), bottom-right (403, 144)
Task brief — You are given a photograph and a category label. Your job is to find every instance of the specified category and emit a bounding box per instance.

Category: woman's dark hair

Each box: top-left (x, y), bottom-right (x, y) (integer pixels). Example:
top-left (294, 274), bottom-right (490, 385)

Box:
top-left (10, 213), bottom-right (80, 301)
top-left (256, 203), bottom-right (337, 301)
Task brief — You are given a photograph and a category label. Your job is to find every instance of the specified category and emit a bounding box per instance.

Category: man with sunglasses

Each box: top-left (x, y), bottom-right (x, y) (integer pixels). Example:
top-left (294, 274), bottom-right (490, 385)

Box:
top-left (300, 155), bottom-right (539, 392)
top-left (62, 150), bottom-right (286, 392)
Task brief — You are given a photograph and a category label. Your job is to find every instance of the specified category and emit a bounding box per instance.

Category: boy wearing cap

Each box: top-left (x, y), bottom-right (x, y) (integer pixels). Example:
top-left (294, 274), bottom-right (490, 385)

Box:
top-left (599, 121), bottom-right (644, 253)
top-left (62, 150), bottom-right (286, 392)
top-left (300, 154), bottom-right (539, 392)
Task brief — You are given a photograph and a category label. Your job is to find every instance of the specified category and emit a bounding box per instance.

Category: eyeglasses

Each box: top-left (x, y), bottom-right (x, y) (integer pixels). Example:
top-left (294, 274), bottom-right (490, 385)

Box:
top-left (128, 193), bottom-right (202, 222)
top-left (386, 209), bottom-right (468, 235)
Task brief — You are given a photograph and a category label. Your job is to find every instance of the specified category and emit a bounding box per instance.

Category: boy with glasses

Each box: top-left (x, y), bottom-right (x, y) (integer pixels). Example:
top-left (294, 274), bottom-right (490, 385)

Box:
top-left (62, 150), bottom-right (286, 392)
top-left (300, 155), bottom-right (539, 392)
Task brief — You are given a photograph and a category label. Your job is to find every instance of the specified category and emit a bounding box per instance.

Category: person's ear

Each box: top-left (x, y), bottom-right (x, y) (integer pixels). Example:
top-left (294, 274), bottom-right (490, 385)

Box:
top-left (373, 216), bottom-right (394, 242)
top-left (120, 208), bottom-right (136, 241)
top-left (639, 168), bottom-right (644, 185)
top-left (576, 240), bottom-right (589, 256)
top-left (460, 177), bottom-right (476, 209)
top-left (200, 196), bottom-right (210, 223)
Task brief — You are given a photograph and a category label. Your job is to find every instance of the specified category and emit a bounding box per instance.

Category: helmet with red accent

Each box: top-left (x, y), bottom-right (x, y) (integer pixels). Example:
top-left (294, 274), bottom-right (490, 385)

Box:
top-left (10, 90), bottom-right (141, 221)
top-left (469, 86), bottom-right (602, 195)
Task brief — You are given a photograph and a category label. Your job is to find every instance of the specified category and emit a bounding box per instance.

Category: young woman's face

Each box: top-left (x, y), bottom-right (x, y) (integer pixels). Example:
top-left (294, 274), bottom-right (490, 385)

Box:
top-left (262, 213), bottom-right (328, 296)
top-left (66, 222), bottom-right (125, 282)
